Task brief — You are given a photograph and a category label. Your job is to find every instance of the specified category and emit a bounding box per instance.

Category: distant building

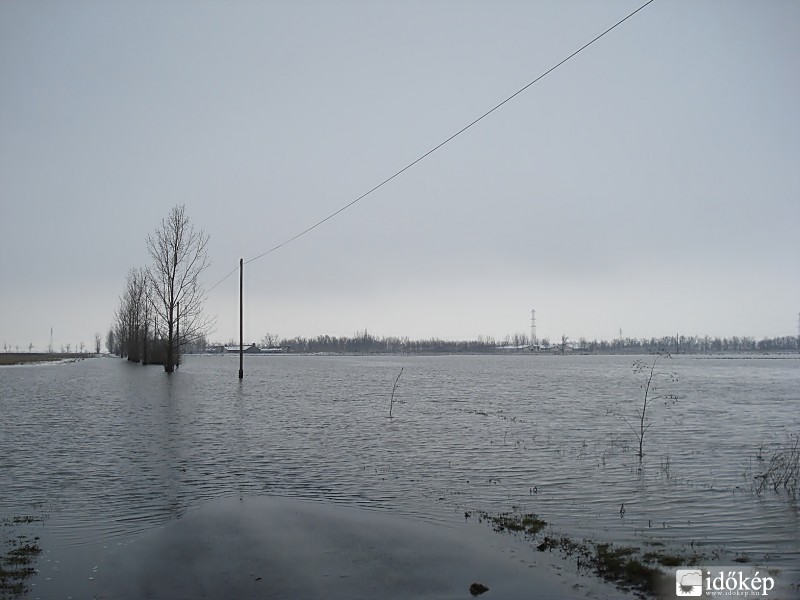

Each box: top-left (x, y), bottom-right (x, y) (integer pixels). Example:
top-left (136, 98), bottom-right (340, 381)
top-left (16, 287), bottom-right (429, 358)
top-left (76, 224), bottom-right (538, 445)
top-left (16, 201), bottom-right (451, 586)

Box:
top-left (224, 343), bottom-right (261, 354)
top-left (260, 347), bottom-right (285, 353)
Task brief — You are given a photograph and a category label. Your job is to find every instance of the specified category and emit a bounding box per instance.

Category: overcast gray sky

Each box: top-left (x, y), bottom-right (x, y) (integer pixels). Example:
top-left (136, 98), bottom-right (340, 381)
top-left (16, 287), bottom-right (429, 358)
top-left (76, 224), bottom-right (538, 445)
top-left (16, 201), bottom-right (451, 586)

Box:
top-left (1, 0), bottom-right (798, 350)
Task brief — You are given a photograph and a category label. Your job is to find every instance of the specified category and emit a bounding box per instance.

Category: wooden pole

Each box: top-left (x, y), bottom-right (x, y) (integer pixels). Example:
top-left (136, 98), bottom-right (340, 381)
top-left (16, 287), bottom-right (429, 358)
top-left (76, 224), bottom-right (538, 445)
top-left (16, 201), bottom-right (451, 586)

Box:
top-left (176, 301), bottom-right (180, 370)
top-left (239, 258), bottom-right (244, 379)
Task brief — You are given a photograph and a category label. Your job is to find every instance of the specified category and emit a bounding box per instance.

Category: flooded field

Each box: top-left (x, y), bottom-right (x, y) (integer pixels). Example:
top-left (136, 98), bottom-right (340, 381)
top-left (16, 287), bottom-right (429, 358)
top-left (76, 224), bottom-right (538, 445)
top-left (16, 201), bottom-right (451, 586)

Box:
top-left (1, 353), bottom-right (798, 596)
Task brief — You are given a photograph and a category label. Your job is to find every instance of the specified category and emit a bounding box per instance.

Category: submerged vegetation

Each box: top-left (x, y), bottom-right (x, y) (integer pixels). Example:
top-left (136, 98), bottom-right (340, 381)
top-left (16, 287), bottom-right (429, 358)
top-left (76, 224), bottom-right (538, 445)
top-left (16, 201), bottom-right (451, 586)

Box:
top-left (473, 510), bottom-right (547, 536)
top-left (473, 507), bottom-right (784, 598)
top-left (473, 508), bottom-right (671, 597)
top-left (0, 516), bottom-right (45, 599)
top-left (754, 433), bottom-right (800, 502)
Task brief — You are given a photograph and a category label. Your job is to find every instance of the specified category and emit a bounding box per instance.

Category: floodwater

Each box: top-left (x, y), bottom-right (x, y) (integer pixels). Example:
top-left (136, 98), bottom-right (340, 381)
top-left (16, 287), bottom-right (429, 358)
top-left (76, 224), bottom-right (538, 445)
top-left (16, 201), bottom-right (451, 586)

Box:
top-left (1, 354), bottom-right (799, 594)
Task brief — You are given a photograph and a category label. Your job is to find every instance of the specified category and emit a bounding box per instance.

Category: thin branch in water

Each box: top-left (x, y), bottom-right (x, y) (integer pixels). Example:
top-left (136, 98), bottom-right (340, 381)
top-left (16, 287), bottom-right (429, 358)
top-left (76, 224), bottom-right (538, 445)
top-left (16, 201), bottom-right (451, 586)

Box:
top-left (389, 367), bottom-right (404, 419)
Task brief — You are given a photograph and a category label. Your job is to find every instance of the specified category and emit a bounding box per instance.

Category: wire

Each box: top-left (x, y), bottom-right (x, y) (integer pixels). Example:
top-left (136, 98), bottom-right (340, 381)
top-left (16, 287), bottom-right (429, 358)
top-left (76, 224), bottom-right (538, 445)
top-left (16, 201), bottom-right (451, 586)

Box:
top-left (206, 0), bottom-right (657, 287)
top-left (206, 263), bottom-right (239, 294)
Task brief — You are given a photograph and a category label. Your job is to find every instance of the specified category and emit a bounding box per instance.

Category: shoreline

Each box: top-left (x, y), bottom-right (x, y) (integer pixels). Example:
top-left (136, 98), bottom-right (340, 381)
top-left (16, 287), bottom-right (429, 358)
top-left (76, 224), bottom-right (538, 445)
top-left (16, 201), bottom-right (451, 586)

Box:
top-left (4, 351), bottom-right (797, 366)
top-left (194, 350), bottom-right (800, 359)
top-left (0, 353), bottom-right (92, 366)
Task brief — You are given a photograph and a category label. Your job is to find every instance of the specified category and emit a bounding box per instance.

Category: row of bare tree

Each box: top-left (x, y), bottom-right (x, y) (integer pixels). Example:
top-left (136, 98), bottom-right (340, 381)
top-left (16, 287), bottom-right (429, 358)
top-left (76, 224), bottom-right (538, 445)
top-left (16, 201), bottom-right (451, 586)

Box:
top-left (237, 331), bottom-right (799, 355)
top-left (110, 205), bottom-right (211, 372)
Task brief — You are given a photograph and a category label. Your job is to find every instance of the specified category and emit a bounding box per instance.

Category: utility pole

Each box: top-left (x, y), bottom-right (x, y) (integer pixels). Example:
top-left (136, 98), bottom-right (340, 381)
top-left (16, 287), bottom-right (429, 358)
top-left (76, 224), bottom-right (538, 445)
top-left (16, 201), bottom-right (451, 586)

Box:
top-left (239, 258), bottom-right (244, 379)
top-left (176, 301), bottom-right (180, 370)
top-left (49, 326), bottom-right (53, 354)
top-left (530, 309), bottom-right (537, 350)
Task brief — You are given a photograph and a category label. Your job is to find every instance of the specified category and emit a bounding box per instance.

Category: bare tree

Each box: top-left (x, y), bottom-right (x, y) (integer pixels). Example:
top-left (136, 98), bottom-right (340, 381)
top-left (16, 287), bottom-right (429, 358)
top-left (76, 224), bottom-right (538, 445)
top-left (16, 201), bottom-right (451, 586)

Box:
top-left (621, 351), bottom-right (678, 462)
top-left (115, 268), bottom-right (149, 362)
top-left (261, 332), bottom-right (280, 348)
top-left (147, 205), bottom-right (211, 373)
top-left (94, 333), bottom-right (102, 354)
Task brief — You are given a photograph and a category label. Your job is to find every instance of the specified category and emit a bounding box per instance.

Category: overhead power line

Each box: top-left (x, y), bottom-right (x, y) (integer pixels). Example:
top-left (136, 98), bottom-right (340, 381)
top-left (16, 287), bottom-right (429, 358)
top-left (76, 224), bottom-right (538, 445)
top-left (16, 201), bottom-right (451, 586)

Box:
top-left (207, 264), bottom-right (239, 293)
top-left (206, 0), bottom-right (656, 293)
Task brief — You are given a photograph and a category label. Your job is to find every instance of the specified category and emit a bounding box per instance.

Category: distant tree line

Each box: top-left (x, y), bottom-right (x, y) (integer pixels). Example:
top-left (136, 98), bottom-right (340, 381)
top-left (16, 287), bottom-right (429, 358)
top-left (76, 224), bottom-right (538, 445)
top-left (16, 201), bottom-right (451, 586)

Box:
top-left (269, 331), bottom-right (502, 354)
top-left (571, 334), bottom-right (799, 354)
top-left (109, 205), bottom-right (211, 372)
top-left (206, 331), bottom-right (799, 355)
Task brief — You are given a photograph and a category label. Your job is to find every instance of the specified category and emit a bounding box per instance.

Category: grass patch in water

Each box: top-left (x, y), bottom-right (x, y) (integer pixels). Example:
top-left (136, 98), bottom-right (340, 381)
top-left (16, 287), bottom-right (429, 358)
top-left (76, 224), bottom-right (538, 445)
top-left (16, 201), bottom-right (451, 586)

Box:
top-left (483, 512), bottom-right (547, 536)
top-left (479, 510), bottom-right (674, 597)
top-left (641, 551), bottom-right (684, 567)
top-left (1, 525), bottom-right (43, 599)
top-left (594, 543), bottom-right (662, 591)
top-left (475, 506), bottom-right (767, 597)
top-left (3, 542), bottom-right (41, 566)
top-left (1, 516), bottom-right (43, 526)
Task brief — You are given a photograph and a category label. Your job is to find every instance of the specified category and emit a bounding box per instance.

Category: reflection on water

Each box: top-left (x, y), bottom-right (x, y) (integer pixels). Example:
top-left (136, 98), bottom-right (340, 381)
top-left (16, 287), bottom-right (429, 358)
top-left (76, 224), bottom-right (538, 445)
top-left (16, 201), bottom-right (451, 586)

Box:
top-left (1, 354), bottom-right (798, 581)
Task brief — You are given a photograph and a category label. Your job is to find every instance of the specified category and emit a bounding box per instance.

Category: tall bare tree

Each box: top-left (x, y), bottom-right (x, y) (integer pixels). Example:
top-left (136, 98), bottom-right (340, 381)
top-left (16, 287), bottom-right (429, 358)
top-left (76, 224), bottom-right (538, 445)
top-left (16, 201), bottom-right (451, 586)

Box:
top-left (147, 205), bottom-right (211, 373)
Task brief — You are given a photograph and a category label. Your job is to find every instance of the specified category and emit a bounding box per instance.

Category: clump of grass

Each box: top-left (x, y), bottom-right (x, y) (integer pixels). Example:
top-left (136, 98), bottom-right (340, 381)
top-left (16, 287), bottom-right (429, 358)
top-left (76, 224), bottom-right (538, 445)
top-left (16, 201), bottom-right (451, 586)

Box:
top-left (4, 543), bottom-right (41, 565)
top-left (1, 527), bottom-right (43, 598)
top-left (480, 510), bottom-right (673, 597)
top-left (536, 535), bottom-right (589, 559)
top-left (520, 514), bottom-right (547, 534)
top-left (479, 507), bottom-right (767, 598)
top-left (479, 511), bottom-right (547, 536)
top-left (754, 433), bottom-right (799, 501)
top-left (641, 551), bottom-right (684, 567)
top-left (594, 543), bottom-right (662, 590)
top-left (594, 543), bottom-right (637, 568)
top-left (1, 516), bottom-right (43, 526)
